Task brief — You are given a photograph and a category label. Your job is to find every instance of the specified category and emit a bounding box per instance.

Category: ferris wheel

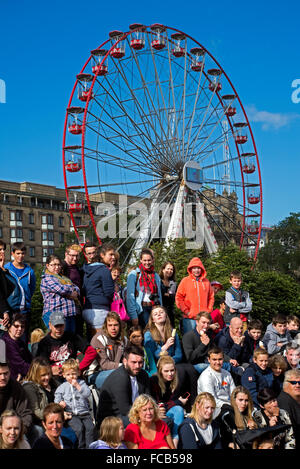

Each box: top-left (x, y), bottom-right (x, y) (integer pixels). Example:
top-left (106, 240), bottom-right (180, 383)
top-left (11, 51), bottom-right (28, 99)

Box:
top-left (62, 23), bottom-right (263, 264)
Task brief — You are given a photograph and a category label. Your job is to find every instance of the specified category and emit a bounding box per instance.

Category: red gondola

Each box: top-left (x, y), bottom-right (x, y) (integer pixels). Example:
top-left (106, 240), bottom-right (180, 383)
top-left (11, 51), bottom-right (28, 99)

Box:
top-left (129, 23), bottom-right (146, 50)
top-left (109, 30), bottom-right (125, 59)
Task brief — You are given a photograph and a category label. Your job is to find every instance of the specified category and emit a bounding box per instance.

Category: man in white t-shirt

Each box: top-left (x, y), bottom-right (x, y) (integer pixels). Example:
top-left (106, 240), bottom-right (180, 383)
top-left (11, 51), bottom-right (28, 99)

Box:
top-left (197, 346), bottom-right (236, 418)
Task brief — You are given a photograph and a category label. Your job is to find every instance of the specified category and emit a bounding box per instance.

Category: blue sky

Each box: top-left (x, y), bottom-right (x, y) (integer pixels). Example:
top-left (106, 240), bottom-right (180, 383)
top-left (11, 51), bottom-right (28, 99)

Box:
top-left (0, 0), bottom-right (299, 227)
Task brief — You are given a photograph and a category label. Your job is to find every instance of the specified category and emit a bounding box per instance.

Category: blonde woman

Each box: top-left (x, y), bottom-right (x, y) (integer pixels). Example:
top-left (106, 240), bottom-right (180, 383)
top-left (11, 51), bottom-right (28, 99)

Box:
top-left (150, 356), bottom-right (188, 448)
top-left (219, 386), bottom-right (257, 448)
top-left (89, 416), bottom-right (126, 449)
top-left (178, 392), bottom-right (222, 449)
top-left (124, 394), bottom-right (175, 449)
top-left (0, 410), bottom-right (30, 449)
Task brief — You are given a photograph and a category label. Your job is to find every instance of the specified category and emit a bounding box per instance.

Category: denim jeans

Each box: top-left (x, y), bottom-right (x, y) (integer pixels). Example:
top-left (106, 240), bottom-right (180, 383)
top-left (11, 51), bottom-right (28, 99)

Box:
top-left (166, 405), bottom-right (185, 439)
top-left (88, 369), bottom-right (115, 389)
top-left (181, 318), bottom-right (197, 335)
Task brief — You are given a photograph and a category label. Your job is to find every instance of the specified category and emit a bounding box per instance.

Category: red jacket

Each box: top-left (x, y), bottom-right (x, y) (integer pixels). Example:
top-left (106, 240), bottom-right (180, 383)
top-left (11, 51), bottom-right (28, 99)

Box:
top-left (175, 258), bottom-right (214, 319)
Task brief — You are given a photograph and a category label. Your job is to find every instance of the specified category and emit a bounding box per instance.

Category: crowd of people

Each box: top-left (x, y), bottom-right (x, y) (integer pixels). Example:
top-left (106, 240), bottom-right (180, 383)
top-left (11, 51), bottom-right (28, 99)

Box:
top-left (0, 239), bottom-right (300, 450)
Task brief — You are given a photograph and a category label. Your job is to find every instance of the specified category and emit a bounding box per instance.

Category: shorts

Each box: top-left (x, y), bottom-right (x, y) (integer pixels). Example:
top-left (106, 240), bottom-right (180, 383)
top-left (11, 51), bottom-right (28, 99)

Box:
top-left (82, 308), bottom-right (108, 328)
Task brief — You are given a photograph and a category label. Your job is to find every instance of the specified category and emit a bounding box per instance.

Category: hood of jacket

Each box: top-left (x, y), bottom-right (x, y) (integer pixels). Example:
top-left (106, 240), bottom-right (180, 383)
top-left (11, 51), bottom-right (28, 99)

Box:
top-left (265, 323), bottom-right (286, 338)
top-left (82, 262), bottom-right (107, 279)
top-left (187, 258), bottom-right (207, 280)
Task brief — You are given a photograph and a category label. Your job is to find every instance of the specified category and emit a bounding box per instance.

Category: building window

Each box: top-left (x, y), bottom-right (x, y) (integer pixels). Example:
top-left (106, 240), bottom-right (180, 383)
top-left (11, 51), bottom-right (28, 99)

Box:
top-left (43, 248), bottom-right (48, 257)
top-left (0, 211), bottom-right (2, 221)
top-left (42, 214), bottom-right (53, 225)
top-left (49, 247), bottom-right (54, 255)
top-left (0, 227), bottom-right (2, 238)
top-left (74, 217), bottom-right (81, 225)
top-left (16, 228), bottom-right (23, 238)
top-left (48, 231), bottom-right (54, 241)
top-left (10, 229), bottom-right (16, 238)
top-left (10, 210), bottom-right (22, 221)
top-left (59, 216), bottom-right (64, 227)
top-left (42, 232), bottom-right (47, 241)
top-left (29, 230), bottom-right (35, 241)
top-left (29, 247), bottom-right (35, 257)
top-left (29, 213), bottom-right (34, 224)
top-left (59, 232), bottom-right (64, 243)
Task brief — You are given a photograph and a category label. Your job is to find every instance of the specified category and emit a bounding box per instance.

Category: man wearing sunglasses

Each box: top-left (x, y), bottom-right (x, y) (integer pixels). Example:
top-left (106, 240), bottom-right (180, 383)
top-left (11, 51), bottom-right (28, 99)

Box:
top-left (277, 369), bottom-right (300, 448)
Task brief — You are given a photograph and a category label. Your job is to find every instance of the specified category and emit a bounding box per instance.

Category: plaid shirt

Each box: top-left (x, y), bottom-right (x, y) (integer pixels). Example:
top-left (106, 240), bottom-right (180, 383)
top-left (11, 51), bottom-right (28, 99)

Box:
top-left (40, 274), bottom-right (79, 318)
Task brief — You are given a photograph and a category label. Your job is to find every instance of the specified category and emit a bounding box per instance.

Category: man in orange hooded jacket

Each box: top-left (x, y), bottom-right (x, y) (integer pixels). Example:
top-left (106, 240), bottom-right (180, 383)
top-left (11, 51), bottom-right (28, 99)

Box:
top-left (175, 257), bottom-right (214, 334)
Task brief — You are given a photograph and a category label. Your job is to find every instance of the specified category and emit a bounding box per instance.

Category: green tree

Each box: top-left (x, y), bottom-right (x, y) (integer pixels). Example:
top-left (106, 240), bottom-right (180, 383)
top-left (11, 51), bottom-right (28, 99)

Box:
top-left (30, 264), bottom-right (46, 333)
top-left (258, 212), bottom-right (300, 278)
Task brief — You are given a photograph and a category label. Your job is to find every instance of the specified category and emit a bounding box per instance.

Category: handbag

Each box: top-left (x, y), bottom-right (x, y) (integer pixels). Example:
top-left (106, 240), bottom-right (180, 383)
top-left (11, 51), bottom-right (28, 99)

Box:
top-left (111, 292), bottom-right (130, 321)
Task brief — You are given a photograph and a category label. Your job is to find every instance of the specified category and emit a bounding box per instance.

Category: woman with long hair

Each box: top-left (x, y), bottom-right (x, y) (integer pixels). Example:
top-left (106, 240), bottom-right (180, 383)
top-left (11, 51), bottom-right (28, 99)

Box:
top-left (144, 305), bottom-right (182, 363)
top-left (144, 305), bottom-right (199, 405)
top-left (40, 255), bottom-right (80, 333)
top-left (219, 386), bottom-right (257, 448)
top-left (124, 394), bottom-right (174, 449)
top-left (159, 261), bottom-right (177, 328)
top-left (82, 311), bottom-right (128, 389)
top-left (178, 392), bottom-right (222, 449)
top-left (150, 356), bottom-right (188, 448)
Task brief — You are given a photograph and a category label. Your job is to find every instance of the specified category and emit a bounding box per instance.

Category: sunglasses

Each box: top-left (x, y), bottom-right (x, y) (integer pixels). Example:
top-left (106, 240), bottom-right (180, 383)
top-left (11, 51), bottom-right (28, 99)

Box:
top-left (288, 380), bottom-right (300, 386)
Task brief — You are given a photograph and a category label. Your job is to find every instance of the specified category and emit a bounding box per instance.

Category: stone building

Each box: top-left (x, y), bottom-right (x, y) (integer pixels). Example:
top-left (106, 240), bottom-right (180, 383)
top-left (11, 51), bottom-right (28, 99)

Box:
top-left (0, 180), bottom-right (94, 266)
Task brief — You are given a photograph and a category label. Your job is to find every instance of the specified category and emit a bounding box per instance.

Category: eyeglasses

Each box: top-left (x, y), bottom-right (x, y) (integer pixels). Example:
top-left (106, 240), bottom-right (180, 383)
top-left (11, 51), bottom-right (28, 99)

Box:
top-left (288, 381), bottom-right (300, 386)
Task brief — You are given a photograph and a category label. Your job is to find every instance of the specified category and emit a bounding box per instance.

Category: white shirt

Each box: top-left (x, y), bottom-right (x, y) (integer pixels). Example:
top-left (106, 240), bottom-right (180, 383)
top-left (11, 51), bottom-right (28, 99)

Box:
top-left (197, 366), bottom-right (236, 417)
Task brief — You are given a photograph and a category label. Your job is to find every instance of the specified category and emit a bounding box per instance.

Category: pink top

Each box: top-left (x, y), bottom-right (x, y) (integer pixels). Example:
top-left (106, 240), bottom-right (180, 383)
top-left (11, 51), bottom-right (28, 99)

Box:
top-left (124, 420), bottom-right (171, 449)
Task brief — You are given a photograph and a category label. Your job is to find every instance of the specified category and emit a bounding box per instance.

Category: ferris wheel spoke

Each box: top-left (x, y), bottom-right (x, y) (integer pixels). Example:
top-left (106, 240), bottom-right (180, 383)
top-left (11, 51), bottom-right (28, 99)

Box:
top-left (200, 189), bottom-right (259, 242)
top-left (84, 146), bottom-right (164, 179)
top-left (85, 111), bottom-right (165, 175)
top-left (108, 45), bottom-right (180, 172)
top-left (119, 180), bottom-right (180, 265)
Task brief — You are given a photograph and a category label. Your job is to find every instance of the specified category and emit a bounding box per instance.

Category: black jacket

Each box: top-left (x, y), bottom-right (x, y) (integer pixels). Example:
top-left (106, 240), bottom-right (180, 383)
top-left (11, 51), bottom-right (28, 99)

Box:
top-left (182, 328), bottom-right (212, 364)
top-left (97, 365), bottom-right (150, 425)
top-left (178, 417), bottom-right (222, 449)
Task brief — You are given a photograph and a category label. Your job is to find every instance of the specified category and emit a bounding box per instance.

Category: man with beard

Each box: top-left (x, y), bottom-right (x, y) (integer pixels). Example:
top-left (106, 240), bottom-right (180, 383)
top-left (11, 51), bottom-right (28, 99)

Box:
top-left (97, 344), bottom-right (150, 427)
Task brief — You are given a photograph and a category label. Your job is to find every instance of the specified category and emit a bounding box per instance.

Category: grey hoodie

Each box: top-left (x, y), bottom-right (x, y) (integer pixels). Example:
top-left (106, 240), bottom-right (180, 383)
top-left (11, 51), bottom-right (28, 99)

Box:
top-left (54, 379), bottom-right (91, 415)
top-left (262, 323), bottom-right (292, 355)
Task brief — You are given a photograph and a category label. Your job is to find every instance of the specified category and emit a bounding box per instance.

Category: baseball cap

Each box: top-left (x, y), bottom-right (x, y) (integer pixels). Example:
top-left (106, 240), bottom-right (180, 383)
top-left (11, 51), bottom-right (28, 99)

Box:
top-left (49, 311), bottom-right (65, 326)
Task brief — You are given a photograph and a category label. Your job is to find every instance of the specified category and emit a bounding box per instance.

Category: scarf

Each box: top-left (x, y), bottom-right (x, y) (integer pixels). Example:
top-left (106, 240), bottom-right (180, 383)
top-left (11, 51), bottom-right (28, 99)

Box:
top-left (138, 263), bottom-right (158, 299)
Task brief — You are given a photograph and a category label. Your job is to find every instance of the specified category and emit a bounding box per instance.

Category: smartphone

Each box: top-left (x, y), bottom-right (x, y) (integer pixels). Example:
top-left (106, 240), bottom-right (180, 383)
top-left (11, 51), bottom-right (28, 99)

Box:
top-left (182, 392), bottom-right (190, 400)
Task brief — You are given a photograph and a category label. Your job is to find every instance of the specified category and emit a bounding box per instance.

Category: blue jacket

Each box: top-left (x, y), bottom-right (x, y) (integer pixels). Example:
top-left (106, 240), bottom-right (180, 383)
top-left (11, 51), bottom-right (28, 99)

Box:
top-left (215, 326), bottom-right (244, 363)
top-left (82, 262), bottom-right (114, 310)
top-left (241, 362), bottom-right (274, 407)
top-left (4, 262), bottom-right (36, 313)
top-left (144, 330), bottom-right (183, 364)
top-left (126, 267), bottom-right (162, 320)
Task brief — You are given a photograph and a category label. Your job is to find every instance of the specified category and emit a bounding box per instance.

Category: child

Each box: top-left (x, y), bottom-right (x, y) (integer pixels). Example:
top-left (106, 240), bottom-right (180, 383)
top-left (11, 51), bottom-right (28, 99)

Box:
top-left (241, 319), bottom-right (264, 364)
top-left (262, 314), bottom-right (292, 356)
top-left (210, 297), bottom-right (226, 338)
top-left (29, 328), bottom-right (45, 358)
top-left (252, 435), bottom-right (274, 449)
top-left (175, 257), bottom-right (214, 334)
top-left (54, 358), bottom-right (95, 449)
top-left (224, 271), bottom-right (252, 329)
top-left (241, 348), bottom-right (273, 407)
top-left (287, 315), bottom-right (300, 345)
top-left (89, 416), bottom-right (127, 449)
